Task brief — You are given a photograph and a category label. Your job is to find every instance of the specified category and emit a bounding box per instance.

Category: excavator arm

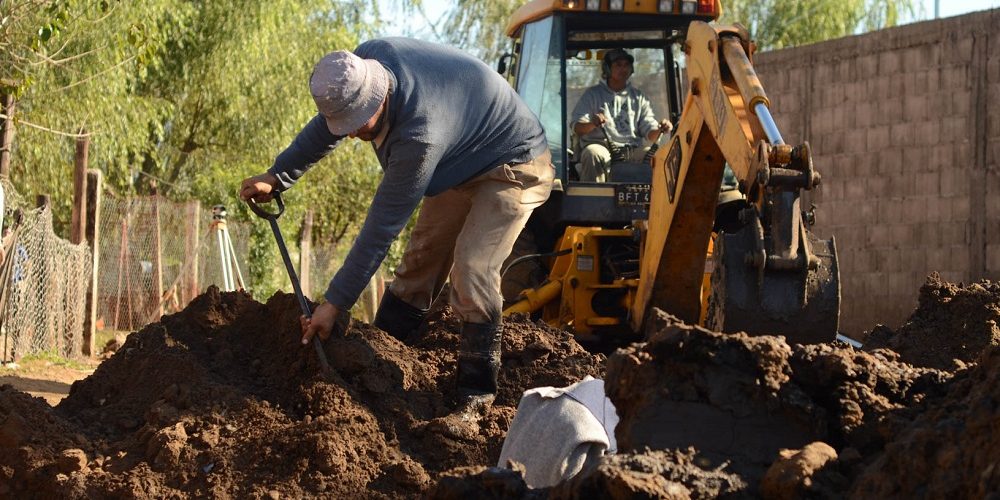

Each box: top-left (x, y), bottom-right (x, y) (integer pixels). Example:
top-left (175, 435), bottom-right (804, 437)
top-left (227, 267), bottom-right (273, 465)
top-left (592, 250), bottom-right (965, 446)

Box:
top-left (630, 22), bottom-right (840, 342)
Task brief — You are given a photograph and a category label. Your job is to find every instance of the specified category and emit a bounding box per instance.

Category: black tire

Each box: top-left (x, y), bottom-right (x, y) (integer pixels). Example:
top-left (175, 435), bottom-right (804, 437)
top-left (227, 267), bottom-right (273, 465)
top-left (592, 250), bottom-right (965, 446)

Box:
top-left (500, 228), bottom-right (549, 308)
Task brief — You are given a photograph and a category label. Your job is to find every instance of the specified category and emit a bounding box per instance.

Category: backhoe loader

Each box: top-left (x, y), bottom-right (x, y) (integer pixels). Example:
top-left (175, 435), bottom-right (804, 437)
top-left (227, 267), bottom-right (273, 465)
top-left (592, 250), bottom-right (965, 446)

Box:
top-left (499, 0), bottom-right (840, 344)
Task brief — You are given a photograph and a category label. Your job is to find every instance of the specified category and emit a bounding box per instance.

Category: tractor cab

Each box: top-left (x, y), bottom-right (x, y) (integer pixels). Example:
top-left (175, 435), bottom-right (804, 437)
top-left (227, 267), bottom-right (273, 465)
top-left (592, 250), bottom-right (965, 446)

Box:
top-left (501, 0), bottom-right (720, 244)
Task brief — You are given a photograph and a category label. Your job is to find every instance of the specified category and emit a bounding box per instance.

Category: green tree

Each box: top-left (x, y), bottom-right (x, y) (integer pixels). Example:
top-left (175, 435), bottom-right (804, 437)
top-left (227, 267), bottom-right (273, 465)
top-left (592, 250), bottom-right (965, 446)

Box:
top-left (1, 0), bottom-right (168, 221)
top-left (722, 0), bottom-right (920, 50)
top-left (129, 0), bottom-right (385, 297)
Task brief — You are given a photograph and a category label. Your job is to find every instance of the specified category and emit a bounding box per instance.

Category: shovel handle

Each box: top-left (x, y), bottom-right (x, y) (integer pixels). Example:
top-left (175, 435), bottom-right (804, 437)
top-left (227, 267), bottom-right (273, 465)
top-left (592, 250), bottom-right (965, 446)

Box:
top-left (247, 191), bottom-right (285, 220)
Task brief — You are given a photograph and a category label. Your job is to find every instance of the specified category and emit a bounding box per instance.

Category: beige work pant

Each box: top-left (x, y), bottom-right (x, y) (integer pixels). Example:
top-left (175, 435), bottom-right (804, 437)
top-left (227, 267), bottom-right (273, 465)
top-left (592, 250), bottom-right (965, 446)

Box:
top-left (389, 150), bottom-right (554, 324)
top-left (576, 143), bottom-right (649, 182)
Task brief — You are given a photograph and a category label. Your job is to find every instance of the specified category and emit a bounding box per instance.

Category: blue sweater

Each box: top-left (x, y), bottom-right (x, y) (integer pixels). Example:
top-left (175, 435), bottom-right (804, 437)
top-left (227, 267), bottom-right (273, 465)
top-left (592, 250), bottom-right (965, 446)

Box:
top-left (268, 37), bottom-right (549, 308)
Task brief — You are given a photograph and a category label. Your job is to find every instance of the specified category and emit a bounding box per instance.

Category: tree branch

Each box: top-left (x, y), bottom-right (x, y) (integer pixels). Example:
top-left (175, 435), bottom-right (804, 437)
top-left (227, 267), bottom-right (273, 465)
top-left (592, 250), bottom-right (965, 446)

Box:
top-left (41, 54), bottom-right (136, 94)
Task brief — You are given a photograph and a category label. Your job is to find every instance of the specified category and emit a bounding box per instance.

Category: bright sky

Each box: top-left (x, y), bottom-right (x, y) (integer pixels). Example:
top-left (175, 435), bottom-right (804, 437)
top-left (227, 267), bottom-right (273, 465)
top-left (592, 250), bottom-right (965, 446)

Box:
top-left (376, 1), bottom-right (448, 41)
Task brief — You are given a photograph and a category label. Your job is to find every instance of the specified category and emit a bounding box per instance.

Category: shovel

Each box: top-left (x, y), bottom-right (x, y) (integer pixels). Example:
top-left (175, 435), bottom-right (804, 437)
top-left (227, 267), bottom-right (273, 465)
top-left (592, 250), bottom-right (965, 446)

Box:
top-left (247, 192), bottom-right (333, 377)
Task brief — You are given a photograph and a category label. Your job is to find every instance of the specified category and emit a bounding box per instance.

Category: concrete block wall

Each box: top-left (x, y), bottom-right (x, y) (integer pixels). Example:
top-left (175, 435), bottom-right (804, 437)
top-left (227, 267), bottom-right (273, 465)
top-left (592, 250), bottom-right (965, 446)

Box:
top-left (753, 9), bottom-right (999, 336)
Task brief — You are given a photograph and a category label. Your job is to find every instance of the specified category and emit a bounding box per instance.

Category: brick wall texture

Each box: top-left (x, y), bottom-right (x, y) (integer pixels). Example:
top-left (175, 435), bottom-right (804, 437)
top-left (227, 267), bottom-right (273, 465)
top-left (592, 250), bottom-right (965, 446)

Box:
top-left (753, 9), bottom-right (1000, 335)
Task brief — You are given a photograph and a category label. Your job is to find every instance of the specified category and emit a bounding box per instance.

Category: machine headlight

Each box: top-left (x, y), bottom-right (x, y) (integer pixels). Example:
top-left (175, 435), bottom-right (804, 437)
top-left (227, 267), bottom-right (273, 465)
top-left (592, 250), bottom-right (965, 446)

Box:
top-left (658, 0), bottom-right (673, 12)
top-left (586, 0), bottom-right (600, 10)
top-left (609, 0), bottom-right (624, 10)
top-left (680, 0), bottom-right (696, 14)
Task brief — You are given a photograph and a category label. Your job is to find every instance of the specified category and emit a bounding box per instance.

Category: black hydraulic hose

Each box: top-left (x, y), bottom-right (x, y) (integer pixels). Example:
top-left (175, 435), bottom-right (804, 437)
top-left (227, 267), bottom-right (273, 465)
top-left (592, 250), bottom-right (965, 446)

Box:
top-left (501, 248), bottom-right (571, 279)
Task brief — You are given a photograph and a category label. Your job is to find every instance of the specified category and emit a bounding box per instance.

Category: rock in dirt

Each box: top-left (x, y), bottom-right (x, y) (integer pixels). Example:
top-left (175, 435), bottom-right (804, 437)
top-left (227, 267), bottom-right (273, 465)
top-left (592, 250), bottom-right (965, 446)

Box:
top-left (760, 442), bottom-right (838, 499)
top-left (428, 466), bottom-right (537, 499)
top-left (551, 449), bottom-right (747, 499)
top-left (56, 448), bottom-right (89, 474)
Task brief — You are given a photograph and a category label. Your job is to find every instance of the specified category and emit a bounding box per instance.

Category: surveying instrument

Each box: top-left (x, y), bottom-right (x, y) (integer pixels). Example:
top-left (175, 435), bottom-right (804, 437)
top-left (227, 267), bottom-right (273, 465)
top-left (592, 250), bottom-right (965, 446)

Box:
top-left (210, 205), bottom-right (245, 292)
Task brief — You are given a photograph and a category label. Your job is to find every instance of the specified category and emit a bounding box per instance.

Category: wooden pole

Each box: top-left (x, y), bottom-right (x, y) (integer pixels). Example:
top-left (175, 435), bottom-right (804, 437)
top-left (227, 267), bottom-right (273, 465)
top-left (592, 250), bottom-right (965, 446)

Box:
top-left (82, 170), bottom-right (101, 357)
top-left (0, 91), bottom-right (14, 179)
top-left (183, 201), bottom-right (200, 303)
top-left (124, 224), bottom-right (135, 330)
top-left (113, 219), bottom-right (126, 330)
top-left (71, 130), bottom-right (89, 244)
top-left (151, 182), bottom-right (163, 320)
top-left (300, 209), bottom-right (313, 298)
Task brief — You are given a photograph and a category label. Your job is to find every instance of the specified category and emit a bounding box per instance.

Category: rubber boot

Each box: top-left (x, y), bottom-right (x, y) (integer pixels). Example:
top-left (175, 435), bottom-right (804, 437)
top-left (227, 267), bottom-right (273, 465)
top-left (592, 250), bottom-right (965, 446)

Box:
top-left (372, 290), bottom-right (428, 342)
top-left (455, 321), bottom-right (502, 406)
top-left (425, 321), bottom-right (502, 440)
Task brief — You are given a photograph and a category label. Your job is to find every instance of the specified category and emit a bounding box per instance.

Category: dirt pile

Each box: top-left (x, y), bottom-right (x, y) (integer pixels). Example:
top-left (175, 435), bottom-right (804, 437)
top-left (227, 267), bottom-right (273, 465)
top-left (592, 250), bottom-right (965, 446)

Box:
top-left (850, 344), bottom-right (1000, 497)
top-left (433, 279), bottom-right (999, 498)
top-left (599, 310), bottom-right (954, 496)
top-left (0, 287), bottom-right (603, 498)
top-left (4, 273), bottom-right (1000, 498)
top-left (864, 272), bottom-right (1000, 370)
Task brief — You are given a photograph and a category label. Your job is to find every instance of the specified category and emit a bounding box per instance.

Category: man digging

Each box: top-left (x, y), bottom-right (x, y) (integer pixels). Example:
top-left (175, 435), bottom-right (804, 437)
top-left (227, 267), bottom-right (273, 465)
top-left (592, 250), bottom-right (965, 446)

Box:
top-left (239, 37), bottom-right (553, 433)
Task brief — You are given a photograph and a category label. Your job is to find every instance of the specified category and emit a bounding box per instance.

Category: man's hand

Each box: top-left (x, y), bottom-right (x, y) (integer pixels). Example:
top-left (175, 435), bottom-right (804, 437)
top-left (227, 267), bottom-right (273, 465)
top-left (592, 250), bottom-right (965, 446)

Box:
top-left (239, 172), bottom-right (280, 202)
top-left (301, 302), bottom-right (350, 344)
top-left (658, 119), bottom-right (673, 134)
top-left (647, 119), bottom-right (674, 141)
top-left (573, 112), bottom-right (608, 136)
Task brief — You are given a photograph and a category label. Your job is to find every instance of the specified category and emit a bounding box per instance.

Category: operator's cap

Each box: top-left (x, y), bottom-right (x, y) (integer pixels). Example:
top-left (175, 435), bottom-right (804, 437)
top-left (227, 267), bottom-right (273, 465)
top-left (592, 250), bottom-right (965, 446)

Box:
top-left (604, 48), bottom-right (634, 65)
top-left (310, 50), bottom-right (390, 136)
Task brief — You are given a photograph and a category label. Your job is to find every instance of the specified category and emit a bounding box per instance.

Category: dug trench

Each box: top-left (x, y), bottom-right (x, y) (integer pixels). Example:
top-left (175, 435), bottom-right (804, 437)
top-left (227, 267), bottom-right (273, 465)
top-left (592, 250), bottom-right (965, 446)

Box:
top-left (1, 272), bottom-right (999, 498)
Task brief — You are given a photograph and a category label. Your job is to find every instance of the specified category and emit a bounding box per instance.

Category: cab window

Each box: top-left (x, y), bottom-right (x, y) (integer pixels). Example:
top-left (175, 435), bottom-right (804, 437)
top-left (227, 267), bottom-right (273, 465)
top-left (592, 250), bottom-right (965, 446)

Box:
top-left (565, 47), bottom-right (671, 139)
top-left (515, 16), bottom-right (565, 175)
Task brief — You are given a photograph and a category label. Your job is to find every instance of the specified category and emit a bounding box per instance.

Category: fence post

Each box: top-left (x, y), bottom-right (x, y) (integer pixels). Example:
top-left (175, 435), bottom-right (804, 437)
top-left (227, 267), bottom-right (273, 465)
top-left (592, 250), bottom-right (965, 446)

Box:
top-left (184, 201), bottom-right (200, 303)
top-left (151, 182), bottom-right (163, 321)
top-left (82, 170), bottom-right (102, 357)
top-left (0, 87), bottom-right (15, 178)
top-left (300, 209), bottom-right (313, 297)
top-left (71, 129), bottom-right (89, 244)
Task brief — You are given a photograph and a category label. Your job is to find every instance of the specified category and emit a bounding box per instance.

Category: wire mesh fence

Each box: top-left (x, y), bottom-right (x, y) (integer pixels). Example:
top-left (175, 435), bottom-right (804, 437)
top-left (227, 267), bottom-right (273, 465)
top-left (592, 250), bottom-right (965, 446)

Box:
top-left (96, 196), bottom-right (249, 332)
top-left (0, 182), bottom-right (382, 362)
top-left (302, 237), bottom-right (385, 323)
top-left (0, 204), bottom-right (92, 361)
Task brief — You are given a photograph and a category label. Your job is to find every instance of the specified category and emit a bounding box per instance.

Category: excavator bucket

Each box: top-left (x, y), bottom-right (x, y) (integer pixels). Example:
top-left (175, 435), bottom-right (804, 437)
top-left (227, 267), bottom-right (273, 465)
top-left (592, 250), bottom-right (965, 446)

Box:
top-left (707, 224), bottom-right (840, 345)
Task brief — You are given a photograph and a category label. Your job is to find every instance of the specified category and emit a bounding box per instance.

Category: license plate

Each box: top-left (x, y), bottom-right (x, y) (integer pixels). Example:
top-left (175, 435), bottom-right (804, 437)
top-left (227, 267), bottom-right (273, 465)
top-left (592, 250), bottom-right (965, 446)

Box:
top-left (615, 183), bottom-right (651, 206)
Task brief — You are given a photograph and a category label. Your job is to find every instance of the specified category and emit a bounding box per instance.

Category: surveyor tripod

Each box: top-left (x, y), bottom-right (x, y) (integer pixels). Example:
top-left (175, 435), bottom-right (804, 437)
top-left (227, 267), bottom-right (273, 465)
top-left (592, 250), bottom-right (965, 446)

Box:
top-left (210, 205), bottom-right (245, 292)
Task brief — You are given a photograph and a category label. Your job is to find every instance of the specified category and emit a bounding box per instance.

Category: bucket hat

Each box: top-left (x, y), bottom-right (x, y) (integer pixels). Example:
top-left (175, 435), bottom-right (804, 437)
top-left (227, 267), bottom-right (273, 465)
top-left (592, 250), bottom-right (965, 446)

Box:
top-left (310, 50), bottom-right (390, 136)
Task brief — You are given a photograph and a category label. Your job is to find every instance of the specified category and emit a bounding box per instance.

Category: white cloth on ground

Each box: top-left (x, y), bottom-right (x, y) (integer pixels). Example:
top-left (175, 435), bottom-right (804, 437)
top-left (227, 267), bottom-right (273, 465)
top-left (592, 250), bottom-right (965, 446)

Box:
top-left (497, 376), bottom-right (619, 488)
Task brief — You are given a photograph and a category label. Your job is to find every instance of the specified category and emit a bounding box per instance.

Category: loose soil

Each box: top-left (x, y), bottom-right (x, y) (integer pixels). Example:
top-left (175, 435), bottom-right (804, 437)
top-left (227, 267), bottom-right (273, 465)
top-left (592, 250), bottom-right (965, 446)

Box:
top-left (2, 274), bottom-right (1000, 498)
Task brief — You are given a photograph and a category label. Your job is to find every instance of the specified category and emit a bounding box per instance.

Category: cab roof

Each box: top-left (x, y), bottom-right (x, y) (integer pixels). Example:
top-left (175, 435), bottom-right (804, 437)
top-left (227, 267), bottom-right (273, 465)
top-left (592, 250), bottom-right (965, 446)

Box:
top-left (506, 0), bottom-right (722, 37)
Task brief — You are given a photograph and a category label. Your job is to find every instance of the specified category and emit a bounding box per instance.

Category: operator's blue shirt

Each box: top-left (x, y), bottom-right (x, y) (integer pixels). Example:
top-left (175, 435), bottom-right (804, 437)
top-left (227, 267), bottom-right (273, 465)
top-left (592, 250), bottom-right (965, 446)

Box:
top-left (268, 37), bottom-right (549, 308)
